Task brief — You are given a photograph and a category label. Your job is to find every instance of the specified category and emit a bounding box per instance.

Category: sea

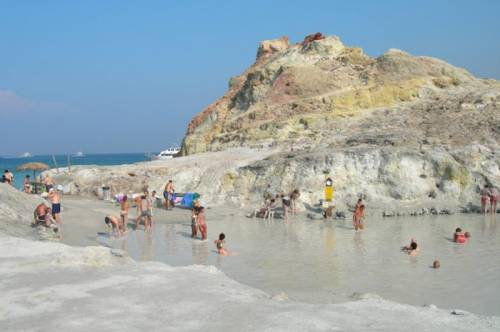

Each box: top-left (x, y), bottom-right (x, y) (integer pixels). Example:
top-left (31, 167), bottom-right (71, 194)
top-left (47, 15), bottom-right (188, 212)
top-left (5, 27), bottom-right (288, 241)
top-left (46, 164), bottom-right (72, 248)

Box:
top-left (0, 153), bottom-right (151, 189)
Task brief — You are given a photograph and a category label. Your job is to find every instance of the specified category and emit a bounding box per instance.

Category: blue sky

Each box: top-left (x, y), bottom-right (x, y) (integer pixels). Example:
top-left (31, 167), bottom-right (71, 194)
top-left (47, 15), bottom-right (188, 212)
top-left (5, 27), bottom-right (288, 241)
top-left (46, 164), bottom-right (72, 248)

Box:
top-left (1, 0), bottom-right (499, 154)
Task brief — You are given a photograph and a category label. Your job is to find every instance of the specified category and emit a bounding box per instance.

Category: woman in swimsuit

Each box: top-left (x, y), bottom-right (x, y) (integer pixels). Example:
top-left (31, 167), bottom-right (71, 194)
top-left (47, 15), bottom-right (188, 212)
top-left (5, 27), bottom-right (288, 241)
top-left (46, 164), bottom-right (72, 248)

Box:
top-left (197, 206), bottom-right (207, 240)
top-left (214, 233), bottom-right (229, 256)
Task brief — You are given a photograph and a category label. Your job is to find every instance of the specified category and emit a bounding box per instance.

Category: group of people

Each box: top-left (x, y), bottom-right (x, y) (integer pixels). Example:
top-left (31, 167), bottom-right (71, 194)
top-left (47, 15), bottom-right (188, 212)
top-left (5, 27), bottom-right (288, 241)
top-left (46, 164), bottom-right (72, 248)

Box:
top-left (480, 184), bottom-right (499, 214)
top-left (32, 187), bottom-right (62, 234)
top-left (22, 173), bottom-right (54, 194)
top-left (253, 187), bottom-right (301, 222)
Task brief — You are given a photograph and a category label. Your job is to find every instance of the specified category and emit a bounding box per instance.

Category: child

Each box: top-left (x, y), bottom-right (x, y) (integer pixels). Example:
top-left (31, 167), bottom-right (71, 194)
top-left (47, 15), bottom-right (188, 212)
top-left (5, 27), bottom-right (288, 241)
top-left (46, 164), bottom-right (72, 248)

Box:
top-left (353, 204), bottom-right (365, 231)
top-left (214, 233), bottom-right (229, 256)
top-left (105, 215), bottom-right (124, 237)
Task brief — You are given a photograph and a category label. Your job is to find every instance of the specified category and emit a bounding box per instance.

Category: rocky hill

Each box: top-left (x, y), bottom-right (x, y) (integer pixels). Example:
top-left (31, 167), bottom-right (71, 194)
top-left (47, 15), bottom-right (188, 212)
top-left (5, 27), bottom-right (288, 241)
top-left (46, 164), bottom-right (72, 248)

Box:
top-left (182, 33), bottom-right (499, 155)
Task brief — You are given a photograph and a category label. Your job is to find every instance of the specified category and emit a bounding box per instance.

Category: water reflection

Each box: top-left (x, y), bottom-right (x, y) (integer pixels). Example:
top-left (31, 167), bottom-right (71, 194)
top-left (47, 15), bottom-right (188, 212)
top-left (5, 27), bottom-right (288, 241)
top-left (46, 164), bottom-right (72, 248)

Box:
top-left (107, 213), bottom-right (500, 316)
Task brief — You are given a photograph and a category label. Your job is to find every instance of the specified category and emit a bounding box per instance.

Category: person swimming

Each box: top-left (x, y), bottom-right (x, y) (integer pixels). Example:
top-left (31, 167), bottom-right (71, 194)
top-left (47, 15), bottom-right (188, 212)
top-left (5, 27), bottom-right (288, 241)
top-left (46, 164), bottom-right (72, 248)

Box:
top-left (402, 238), bottom-right (418, 256)
top-left (454, 228), bottom-right (467, 243)
top-left (214, 233), bottom-right (229, 256)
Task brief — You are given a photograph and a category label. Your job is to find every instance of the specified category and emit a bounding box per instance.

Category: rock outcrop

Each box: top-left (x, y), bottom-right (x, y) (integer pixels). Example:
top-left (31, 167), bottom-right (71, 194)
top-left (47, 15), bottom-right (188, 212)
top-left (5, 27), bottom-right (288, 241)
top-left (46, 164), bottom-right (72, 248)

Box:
top-left (182, 33), bottom-right (497, 155)
top-left (0, 183), bottom-right (45, 237)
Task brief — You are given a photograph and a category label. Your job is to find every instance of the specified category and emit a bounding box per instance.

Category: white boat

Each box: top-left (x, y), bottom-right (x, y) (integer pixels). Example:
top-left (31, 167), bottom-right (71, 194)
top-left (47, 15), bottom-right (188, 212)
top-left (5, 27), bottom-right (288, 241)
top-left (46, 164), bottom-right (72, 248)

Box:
top-left (156, 145), bottom-right (180, 159)
top-left (74, 151), bottom-right (85, 157)
top-left (20, 152), bottom-right (32, 158)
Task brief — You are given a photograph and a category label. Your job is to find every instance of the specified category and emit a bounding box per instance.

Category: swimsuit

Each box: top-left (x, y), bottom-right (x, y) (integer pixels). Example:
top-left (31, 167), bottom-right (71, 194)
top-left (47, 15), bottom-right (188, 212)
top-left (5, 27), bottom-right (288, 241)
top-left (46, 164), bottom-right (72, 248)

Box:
top-left (52, 203), bottom-right (61, 214)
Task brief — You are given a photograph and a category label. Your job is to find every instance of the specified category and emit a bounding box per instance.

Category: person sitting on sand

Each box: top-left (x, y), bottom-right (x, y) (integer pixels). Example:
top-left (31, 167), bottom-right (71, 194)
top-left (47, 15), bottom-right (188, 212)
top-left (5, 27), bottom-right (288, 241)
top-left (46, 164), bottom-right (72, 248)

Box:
top-left (43, 207), bottom-right (59, 230)
top-left (353, 204), bottom-right (365, 231)
top-left (120, 195), bottom-right (129, 231)
top-left (402, 238), bottom-right (419, 256)
top-left (105, 215), bottom-right (124, 236)
top-left (33, 203), bottom-right (49, 225)
top-left (214, 233), bottom-right (229, 256)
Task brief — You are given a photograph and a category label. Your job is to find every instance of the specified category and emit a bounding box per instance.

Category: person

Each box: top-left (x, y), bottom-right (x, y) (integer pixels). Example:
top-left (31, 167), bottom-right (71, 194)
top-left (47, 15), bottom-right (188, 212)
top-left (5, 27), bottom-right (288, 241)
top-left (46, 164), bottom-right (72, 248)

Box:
top-left (136, 191), bottom-right (152, 230)
top-left (23, 175), bottom-right (32, 193)
top-left (263, 184), bottom-right (273, 202)
top-left (214, 233), bottom-right (229, 256)
top-left (33, 203), bottom-right (49, 225)
top-left (480, 185), bottom-right (491, 214)
top-left (281, 194), bottom-right (291, 222)
top-left (402, 238), bottom-right (418, 256)
top-left (48, 188), bottom-right (61, 224)
top-left (44, 174), bottom-right (54, 193)
top-left (163, 180), bottom-right (174, 210)
top-left (190, 200), bottom-right (202, 237)
top-left (433, 260), bottom-right (441, 269)
top-left (353, 204), bottom-right (365, 231)
top-left (151, 190), bottom-right (159, 214)
top-left (454, 228), bottom-right (466, 243)
top-left (196, 206), bottom-right (207, 240)
top-left (43, 207), bottom-right (59, 230)
top-left (105, 215), bottom-right (124, 237)
top-left (4, 169), bottom-right (13, 185)
top-left (267, 198), bottom-right (277, 219)
top-left (120, 195), bottom-right (129, 231)
top-left (290, 189), bottom-right (300, 215)
top-left (465, 231), bottom-right (471, 238)
top-left (490, 186), bottom-right (499, 214)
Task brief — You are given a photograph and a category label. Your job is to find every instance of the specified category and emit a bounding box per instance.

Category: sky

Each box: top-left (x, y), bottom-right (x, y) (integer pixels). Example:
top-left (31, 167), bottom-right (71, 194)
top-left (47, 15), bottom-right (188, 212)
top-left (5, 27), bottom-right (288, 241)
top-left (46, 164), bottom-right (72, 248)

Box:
top-left (1, 0), bottom-right (499, 155)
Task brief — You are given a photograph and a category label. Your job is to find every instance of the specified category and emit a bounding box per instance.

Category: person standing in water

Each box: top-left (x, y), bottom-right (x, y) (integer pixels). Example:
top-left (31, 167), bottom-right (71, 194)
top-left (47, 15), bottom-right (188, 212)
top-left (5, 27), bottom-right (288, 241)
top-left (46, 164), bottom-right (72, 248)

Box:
top-left (353, 202), bottom-right (365, 231)
top-left (196, 206), bottom-right (207, 240)
top-left (120, 195), bottom-right (129, 232)
top-left (489, 186), bottom-right (499, 214)
top-left (48, 188), bottom-right (62, 224)
top-left (105, 215), bottom-right (124, 237)
top-left (290, 189), bottom-right (300, 215)
top-left (480, 185), bottom-right (491, 214)
top-left (281, 194), bottom-right (291, 222)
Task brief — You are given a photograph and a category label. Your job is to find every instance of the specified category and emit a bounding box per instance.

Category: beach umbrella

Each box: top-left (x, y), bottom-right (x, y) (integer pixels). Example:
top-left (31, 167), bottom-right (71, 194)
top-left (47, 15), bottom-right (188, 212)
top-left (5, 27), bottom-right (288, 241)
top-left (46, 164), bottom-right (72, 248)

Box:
top-left (16, 162), bottom-right (49, 179)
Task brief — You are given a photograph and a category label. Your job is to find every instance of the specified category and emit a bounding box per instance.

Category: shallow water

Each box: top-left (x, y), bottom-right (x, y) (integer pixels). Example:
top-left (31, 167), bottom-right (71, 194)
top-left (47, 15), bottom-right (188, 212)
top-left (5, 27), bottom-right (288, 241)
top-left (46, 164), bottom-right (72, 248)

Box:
top-left (105, 212), bottom-right (500, 316)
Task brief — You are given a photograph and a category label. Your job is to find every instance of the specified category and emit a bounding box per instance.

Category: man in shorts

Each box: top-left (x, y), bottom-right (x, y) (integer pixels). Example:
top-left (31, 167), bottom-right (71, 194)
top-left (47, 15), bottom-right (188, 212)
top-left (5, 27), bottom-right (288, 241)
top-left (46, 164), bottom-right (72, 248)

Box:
top-left (163, 180), bottom-right (174, 210)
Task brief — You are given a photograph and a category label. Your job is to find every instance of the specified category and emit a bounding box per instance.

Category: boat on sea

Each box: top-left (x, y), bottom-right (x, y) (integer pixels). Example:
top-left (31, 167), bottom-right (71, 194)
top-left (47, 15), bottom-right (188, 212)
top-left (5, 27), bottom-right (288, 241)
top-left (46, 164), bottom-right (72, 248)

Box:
top-left (20, 152), bottom-right (32, 158)
top-left (74, 151), bottom-right (85, 157)
top-left (156, 145), bottom-right (180, 159)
